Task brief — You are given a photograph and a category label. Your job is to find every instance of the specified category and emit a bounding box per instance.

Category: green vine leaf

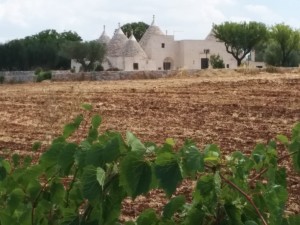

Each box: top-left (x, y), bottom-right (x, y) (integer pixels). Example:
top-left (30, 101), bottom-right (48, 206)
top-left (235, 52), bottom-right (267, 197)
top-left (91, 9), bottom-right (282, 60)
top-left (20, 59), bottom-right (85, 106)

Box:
top-left (163, 195), bottom-right (185, 219)
top-left (183, 207), bottom-right (205, 225)
top-left (288, 140), bottom-right (300, 172)
top-left (81, 103), bottom-right (93, 111)
top-left (194, 175), bottom-right (216, 204)
top-left (244, 221), bottom-right (258, 225)
top-left (136, 209), bottom-right (158, 225)
top-left (154, 152), bottom-right (182, 197)
top-left (120, 152), bottom-right (152, 198)
top-left (0, 212), bottom-right (18, 225)
top-left (96, 167), bottom-right (106, 188)
top-left (82, 165), bottom-right (102, 201)
top-left (27, 180), bottom-right (42, 201)
top-left (32, 141), bottom-right (42, 152)
top-left (287, 215), bottom-right (300, 225)
top-left (165, 138), bottom-right (176, 147)
top-left (224, 203), bottom-right (243, 225)
top-left (265, 185), bottom-right (288, 225)
top-left (277, 134), bottom-right (289, 146)
top-left (181, 144), bottom-right (204, 176)
top-left (63, 114), bottom-right (84, 139)
top-left (85, 137), bottom-right (121, 168)
top-left (58, 143), bottom-right (77, 175)
top-left (7, 188), bottom-right (25, 213)
top-left (0, 159), bottom-right (11, 181)
top-left (126, 131), bottom-right (146, 152)
top-left (292, 123), bottom-right (300, 140)
top-left (40, 142), bottom-right (64, 168)
top-left (203, 144), bottom-right (221, 166)
top-left (91, 114), bottom-right (102, 129)
top-left (50, 182), bottom-right (65, 205)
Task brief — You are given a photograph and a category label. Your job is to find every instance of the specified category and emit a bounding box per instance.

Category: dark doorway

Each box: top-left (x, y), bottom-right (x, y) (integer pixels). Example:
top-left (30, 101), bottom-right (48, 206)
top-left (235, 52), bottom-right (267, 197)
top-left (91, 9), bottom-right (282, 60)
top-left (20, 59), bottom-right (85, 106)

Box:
top-left (201, 58), bottom-right (209, 69)
top-left (133, 63), bottom-right (139, 70)
top-left (163, 62), bottom-right (171, 70)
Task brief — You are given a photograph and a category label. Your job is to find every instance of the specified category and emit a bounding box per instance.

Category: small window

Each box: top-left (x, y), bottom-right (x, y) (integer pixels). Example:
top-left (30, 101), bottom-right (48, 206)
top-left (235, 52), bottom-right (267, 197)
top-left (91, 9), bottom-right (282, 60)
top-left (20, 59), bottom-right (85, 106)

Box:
top-left (226, 64), bottom-right (230, 68)
top-left (158, 67), bottom-right (161, 70)
top-left (133, 63), bottom-right (139, 70)
top-left (161, 43), bottom-right (165, 48)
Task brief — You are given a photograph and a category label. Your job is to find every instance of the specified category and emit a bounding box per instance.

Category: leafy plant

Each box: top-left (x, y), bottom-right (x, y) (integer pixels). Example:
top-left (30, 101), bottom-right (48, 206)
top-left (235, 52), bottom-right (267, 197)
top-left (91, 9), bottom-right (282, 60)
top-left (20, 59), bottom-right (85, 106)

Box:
top-left (0, 105), bottom-right (299, 225)
top-left (210, 54), bottom-right (225, 69)
top-left (35, 70), bottom-right (52, 82)
top-left (0, 75), bottom-right (4, 84)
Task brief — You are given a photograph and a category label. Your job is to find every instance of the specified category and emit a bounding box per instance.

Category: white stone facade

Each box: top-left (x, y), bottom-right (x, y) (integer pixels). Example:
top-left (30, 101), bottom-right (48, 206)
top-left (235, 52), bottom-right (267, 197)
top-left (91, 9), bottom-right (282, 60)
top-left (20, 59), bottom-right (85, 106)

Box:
top-left (73, 17), bottom-right (260, 72)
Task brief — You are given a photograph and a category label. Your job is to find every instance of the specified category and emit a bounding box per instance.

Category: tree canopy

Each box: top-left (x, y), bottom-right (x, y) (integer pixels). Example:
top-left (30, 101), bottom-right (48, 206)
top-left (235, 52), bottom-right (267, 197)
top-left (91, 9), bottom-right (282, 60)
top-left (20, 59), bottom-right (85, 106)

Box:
top-left (265, 24), bottom-right (300, 67)
top-left (63, 41), bottom-right (106, 72)
top-left (213, 21), bottom-right (268, 66)
top-left (121, 22), bottom-right (149, 41)
top-left (0, 29), bottom-right (82, 71)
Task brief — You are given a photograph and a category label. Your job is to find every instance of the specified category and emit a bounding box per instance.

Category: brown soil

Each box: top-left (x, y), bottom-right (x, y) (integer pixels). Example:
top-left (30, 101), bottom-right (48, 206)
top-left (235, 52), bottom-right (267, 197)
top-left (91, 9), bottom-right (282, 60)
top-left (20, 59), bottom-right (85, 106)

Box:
top-left (0, 69), bottom-right (300, 217)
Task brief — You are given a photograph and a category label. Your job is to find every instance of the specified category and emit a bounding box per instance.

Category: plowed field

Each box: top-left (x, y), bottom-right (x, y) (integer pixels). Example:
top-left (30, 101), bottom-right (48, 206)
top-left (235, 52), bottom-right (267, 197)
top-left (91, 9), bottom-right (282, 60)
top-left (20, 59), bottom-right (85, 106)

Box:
top-left (0, 69), bottom-right (300, 216)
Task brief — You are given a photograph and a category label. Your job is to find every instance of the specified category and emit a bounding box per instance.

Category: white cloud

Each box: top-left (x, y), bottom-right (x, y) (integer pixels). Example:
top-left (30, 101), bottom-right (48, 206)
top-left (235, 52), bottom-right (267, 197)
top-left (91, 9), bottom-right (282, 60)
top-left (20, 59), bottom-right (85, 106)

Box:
top-left (245, 4), bottom-right (281, 23)
top-left (0, 0), bottom-right (298, 43)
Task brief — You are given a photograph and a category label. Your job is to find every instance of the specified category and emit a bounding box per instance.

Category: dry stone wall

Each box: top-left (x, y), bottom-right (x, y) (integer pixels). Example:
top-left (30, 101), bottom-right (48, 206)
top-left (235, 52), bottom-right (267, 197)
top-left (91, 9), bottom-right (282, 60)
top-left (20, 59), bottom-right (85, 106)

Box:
top-left (0, 69), bottom-right (217, 84)
top-left (51, 70), bottom-right (180, 81)
top-left (1, 70), bottom-right (183, 83)
top-left (0, 71), bottom-right (36, 84)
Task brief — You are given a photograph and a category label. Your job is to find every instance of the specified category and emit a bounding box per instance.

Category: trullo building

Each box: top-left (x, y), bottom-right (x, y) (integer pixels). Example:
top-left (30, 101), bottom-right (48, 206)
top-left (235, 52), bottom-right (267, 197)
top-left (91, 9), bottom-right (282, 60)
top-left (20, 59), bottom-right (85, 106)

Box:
top-left (72, 16), bottom-right (260, 72)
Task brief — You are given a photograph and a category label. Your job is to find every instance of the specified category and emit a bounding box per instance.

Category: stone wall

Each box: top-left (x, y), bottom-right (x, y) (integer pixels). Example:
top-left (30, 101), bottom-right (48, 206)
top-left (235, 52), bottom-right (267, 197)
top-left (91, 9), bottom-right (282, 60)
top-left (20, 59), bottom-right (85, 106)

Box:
top-left (0, 70), bottom-right (186, 83)
top-left (51, 70), bottom-right (182, 81)
top-left (3, 68), bottom-right (297, 84)
top-left (0, 71), bottom-right (36, 84)
top-left (1, 70), bottom-right (207, 84)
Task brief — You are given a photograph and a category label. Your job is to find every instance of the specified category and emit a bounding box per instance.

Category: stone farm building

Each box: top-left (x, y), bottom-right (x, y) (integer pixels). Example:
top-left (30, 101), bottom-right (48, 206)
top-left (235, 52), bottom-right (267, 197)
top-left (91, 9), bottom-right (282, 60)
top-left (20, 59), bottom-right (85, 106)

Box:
top-left (72, 16), bottom-right (262, 72)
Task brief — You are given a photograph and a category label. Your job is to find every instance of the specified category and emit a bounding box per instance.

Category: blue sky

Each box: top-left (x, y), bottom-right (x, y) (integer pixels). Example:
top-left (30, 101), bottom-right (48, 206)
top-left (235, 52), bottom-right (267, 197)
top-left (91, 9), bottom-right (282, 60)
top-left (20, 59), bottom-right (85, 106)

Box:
top-left (0, 0), bottom-right (299, 43)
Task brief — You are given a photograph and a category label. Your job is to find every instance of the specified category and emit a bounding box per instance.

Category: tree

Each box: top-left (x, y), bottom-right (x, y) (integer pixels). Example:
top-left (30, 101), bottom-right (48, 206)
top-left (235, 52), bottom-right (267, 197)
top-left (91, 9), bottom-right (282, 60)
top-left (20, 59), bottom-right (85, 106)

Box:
top-left (0, 29), bottom-right (83, 71)
top-left (213, 21), bottom-right (268, 66)
top-left (210, 54), bottom-right (225, 68)
top-left (121, 22), bottom-right (149, 41)
top-left (63, 41), bottom-right (106, 71)
top-left (265, 24), bottom-right (300, 67)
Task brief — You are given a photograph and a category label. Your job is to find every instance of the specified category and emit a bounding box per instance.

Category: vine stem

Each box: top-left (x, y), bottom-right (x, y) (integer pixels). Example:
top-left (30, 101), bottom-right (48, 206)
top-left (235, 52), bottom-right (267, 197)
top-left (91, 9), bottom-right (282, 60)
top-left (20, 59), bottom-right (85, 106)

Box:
top-left (220, 173), bottom-right (268, 225)
top-left (65, 167), bottom-right (79, 207)
top-left (249, 151), bottom-right (298, 184)
top-left (31, 172), bottom-right (59, 225)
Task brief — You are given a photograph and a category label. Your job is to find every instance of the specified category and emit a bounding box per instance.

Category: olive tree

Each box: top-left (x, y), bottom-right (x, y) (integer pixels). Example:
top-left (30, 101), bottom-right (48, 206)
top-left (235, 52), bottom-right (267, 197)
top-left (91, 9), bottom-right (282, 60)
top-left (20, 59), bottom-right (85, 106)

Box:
top-left (63, 41), bottom-right (106, 71)
top-left (213, 21), bottom-right (268, 66)
top-left (265, 24), bottom-right (300, 67)
top-left (121, 22), bottom-right (149, 41)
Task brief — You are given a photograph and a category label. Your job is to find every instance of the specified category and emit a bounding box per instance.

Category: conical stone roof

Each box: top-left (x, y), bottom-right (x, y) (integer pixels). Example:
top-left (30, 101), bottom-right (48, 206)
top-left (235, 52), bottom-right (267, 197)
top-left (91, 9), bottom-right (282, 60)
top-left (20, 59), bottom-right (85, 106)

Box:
top-left (139, 15), bottom-right (164, 49)
top-left (123, 34), bottom-right (147, 58)
top-left (98, 25), bottom-right (111, 44)
top-left (205, 29), bottom-right (217, 41)
top-left (107, 25), bottom-right (128, 57)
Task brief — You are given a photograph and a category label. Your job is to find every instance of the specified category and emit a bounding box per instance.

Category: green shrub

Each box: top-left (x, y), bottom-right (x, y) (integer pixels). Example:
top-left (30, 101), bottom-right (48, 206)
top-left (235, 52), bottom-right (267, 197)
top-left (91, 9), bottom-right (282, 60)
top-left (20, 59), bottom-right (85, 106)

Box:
top-left (94, 64), bottom-right (104, 71)
top-left (34, 67), bottom-right (43, 75)
top-left (36, 70), bottom-right (52, 82)
top-left (210, 54), bottom-right (225, 68)
top-left (265, 66), bottom-right (282, 73)
top-left (70, 67), bottom-right (76, 73)
top-left (0, 75), bottom-right (4, 84)
top-left (106, 67), bottom-right (120, 71)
